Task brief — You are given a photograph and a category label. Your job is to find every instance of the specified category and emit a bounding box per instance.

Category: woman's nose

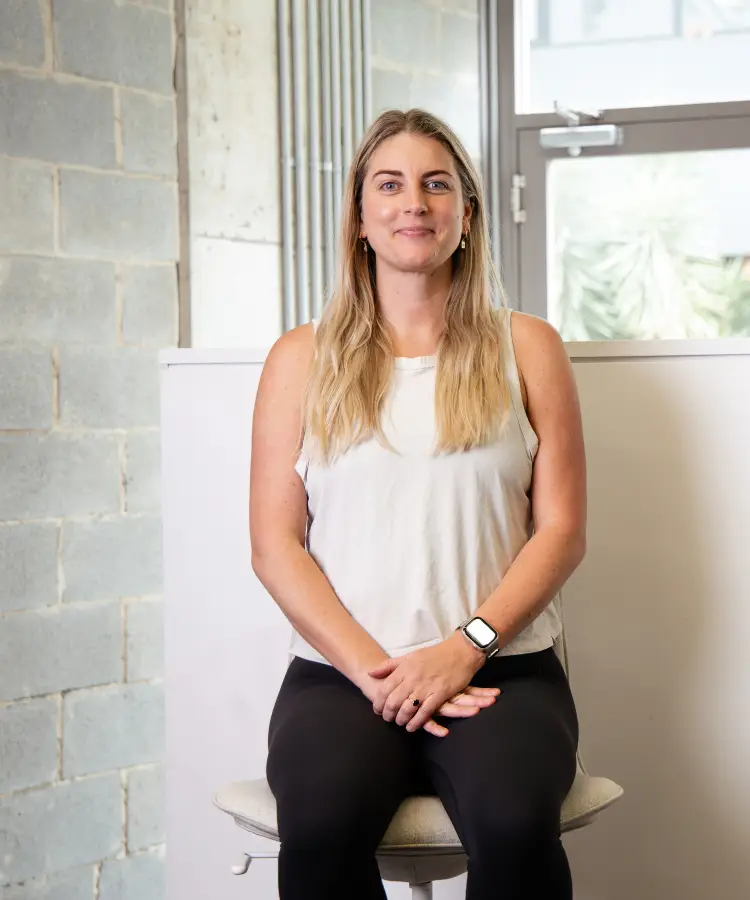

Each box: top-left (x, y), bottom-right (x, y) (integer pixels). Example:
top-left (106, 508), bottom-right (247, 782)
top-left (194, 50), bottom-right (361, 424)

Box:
top-left (403, 186), bottom-right (428, 214)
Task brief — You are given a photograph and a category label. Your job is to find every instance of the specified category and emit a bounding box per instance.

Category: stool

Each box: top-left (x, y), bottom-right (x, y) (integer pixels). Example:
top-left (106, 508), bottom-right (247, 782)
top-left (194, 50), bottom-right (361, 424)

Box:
top-left (214, 764), bottom-right (623, 898)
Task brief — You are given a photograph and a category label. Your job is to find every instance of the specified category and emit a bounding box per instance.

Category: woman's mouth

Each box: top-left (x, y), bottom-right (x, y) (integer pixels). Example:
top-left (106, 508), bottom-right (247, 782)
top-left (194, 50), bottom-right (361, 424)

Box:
top-left (396, 228), bottom-right (433, 238)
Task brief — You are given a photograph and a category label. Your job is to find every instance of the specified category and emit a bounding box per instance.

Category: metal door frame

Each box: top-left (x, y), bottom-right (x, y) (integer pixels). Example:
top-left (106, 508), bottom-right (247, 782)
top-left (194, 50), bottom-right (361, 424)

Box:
top-left (488, 0), bottom-right (750, 345)
top-left (516, 113), bottom-right (750, 326)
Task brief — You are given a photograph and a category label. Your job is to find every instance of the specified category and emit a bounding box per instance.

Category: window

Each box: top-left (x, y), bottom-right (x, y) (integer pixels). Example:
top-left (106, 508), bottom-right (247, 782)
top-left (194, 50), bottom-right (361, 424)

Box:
top-left (548, 150), bottom-right (750, 339)
top-left (516, 0), bottom-right (750, 111)
top-left (508, 0), bottom-right (750, 343)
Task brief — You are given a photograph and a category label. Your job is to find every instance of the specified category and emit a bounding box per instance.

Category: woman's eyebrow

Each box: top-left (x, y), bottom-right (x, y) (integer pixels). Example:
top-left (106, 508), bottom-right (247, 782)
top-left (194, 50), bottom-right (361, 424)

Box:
top-left (370, 168), bottom-right (455, 181)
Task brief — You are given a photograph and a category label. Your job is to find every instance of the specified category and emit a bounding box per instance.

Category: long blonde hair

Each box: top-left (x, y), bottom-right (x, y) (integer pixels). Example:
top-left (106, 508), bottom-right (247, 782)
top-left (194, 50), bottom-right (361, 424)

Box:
top-left (302, 108), bottom-right (511, 462)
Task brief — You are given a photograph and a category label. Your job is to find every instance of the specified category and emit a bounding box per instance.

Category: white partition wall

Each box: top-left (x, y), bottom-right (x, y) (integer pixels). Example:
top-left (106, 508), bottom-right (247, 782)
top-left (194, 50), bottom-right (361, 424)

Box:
top-left (162, 343), bottom-right (750, 900)
top-left (561, 347), bottom-right (750, 900)
top-left (161, 349), bottom-right (284, 900)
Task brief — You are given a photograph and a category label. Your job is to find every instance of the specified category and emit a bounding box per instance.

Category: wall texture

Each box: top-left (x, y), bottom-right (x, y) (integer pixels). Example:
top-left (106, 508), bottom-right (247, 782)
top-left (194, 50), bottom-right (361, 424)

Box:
top-left (370, 0), bottom-right (481, 160)
top-left (185, 0), bottom-right (281, 349)
top-left (0, 0), bottom-right (178, 897)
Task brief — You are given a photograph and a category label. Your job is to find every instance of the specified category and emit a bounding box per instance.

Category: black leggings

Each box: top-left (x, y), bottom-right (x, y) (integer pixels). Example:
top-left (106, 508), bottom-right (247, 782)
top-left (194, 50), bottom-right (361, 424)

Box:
top-left (267, 647), bottom-right (579, 900)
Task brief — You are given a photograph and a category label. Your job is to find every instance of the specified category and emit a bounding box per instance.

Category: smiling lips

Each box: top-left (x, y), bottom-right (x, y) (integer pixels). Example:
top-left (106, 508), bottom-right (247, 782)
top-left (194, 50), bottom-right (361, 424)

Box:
top-left (396, 227), bottom-right (433, 237)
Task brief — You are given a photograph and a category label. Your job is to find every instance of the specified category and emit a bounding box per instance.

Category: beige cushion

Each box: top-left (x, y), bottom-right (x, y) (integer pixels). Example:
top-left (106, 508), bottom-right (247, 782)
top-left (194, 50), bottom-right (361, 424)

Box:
top-left (213, 769), bottom-right (623, 851)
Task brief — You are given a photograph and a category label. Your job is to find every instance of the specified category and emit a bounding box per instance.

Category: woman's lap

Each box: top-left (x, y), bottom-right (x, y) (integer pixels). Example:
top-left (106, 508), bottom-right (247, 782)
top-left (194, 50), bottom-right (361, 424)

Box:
top-left (266, 649), bottom-right (578, 898)
top-left (424, 648), bottom-right (579, 852)
top-left (266, 657), bottom-right (415, 847)
top-left (267, 647), bottom-right (578, 837)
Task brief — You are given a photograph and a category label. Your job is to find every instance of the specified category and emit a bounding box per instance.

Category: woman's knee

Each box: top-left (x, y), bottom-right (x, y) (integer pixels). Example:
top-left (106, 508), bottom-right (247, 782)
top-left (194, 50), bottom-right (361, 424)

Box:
top-left (273, 778), bottom-right (398, 855)
top-left (463, 802), bottom-right (561, 858)
top-left (279, 807), bottom-right (357, 855)
top-left (277, 801), bottom-right (394, 865)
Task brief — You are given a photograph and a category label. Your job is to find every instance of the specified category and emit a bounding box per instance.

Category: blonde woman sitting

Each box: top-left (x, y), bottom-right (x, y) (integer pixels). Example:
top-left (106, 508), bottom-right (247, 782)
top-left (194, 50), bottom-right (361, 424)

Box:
top-left (251, 109), bottom-right (586, 900)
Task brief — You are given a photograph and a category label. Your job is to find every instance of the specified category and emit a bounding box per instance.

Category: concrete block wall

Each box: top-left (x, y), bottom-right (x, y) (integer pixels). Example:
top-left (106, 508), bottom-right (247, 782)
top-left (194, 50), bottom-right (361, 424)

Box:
top-left (370, 0), bottom-right (481, 159)
top-left (0, 0), bottom-right (177, 897)
top-left (185, 0), bottom-right (282, 349)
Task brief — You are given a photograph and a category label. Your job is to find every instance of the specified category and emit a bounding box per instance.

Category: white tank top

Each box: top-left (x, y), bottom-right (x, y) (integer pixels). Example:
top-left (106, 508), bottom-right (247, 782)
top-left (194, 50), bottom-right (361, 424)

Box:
top-left (291, 309), bottom-right (561, 664)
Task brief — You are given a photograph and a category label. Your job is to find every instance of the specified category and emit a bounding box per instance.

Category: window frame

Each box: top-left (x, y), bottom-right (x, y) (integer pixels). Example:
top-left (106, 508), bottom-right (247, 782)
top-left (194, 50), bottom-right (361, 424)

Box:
top-left (482, 0), bottom-right (750, 357)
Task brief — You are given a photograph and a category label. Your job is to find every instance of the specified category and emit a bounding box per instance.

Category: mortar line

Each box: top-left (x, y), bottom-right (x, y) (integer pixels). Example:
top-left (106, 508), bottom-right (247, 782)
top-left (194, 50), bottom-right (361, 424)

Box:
top-left (94, 861), bottom-right (103, 900)
top-left (0, 63), bottom-right (174, 91)
top-left (0, 250), bottom-right (179, 270)
top-left (120, 768), bottom-right (129, 854)
top-left (0, 512), bottom-right (160, 528)
top-left (0, 152), bottom-right (177, 184)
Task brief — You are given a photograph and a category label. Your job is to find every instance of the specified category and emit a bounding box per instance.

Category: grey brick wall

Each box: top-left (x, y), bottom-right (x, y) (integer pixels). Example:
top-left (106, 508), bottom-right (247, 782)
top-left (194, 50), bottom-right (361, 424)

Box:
top-left (369, 0), bottom-right (481, 160)
top-left (126, 765), bottom-right (165, 851)
top-left (0, 0), bottom-right (176, 894)
top-left (2, 866), bottom-right (95, 900)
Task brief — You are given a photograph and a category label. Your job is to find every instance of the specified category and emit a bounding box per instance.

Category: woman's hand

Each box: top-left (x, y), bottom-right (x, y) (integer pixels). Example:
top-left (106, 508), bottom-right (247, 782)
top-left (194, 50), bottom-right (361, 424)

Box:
top-left (367, 633), bottom-right (499, 736)
top-left (360, 678), bottom-right (499, 737)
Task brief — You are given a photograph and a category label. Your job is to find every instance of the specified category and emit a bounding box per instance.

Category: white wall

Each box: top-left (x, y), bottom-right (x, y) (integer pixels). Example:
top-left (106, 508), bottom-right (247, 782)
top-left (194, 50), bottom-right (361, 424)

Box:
top-left (184, 0), bottom-right (283, 349)
top-left (562, 350), bottom-right (750, 900)
top-left (162, 344), bottom-right (750, 900)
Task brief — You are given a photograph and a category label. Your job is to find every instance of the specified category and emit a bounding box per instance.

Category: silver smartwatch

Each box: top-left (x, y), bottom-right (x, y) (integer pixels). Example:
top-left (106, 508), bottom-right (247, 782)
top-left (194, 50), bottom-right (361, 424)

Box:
top-left (458, 616), bottom-right (500, 660)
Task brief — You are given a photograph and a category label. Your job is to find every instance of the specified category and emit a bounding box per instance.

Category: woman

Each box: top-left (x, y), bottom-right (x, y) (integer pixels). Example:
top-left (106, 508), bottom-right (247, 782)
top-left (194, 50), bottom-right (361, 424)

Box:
top-left (250, 109), bottom-right (587, 900)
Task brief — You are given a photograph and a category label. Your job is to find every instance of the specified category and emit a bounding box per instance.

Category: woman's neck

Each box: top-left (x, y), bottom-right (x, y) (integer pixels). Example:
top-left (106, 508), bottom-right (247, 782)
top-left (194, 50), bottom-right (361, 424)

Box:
top-left (375, 262), bottom-right (451, 357)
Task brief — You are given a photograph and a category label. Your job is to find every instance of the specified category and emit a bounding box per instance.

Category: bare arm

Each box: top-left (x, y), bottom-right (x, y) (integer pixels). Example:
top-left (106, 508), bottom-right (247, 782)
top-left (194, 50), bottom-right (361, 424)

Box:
top-left (249, 324), bottom-right (389, 689)
top-left (467, 310), bottom-right (587, 646)
top-left (368, 312), bottom-right (588, 733)
top-left (253, 325), bottom-right (504, 735)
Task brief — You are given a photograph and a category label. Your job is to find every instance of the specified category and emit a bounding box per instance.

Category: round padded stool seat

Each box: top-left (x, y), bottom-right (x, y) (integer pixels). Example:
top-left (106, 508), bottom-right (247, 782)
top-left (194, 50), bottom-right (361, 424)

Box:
top-left (214, 769), bottom-right (623, 885)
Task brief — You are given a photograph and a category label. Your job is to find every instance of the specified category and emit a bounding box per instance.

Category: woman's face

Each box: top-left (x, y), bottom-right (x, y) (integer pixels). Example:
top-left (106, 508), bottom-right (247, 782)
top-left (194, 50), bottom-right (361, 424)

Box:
top-left (359, 132), bottom-right (470, 275)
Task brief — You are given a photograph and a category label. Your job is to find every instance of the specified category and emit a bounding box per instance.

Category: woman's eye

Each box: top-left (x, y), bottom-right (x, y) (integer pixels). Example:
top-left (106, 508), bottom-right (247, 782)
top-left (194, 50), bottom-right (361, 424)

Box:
top-left (426, 180), bottom-right (449, 190)
top-left (380, 181), bottom-right (398, 191)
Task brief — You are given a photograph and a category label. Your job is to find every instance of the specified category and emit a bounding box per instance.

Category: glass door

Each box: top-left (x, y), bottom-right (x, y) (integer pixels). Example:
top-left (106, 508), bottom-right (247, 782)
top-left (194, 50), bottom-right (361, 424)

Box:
top-left (516, 117), bottom-right (750, 341)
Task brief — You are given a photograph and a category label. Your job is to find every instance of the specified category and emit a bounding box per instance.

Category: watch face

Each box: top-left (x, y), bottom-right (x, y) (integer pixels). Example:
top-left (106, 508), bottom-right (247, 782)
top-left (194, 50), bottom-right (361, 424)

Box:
top-left (466, 617), bottom-right (496, 648)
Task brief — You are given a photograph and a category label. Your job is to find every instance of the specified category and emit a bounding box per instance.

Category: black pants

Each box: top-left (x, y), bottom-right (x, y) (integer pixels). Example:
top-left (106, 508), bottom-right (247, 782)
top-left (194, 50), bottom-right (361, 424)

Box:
top-left (267, 647), bottom-right (578, 900)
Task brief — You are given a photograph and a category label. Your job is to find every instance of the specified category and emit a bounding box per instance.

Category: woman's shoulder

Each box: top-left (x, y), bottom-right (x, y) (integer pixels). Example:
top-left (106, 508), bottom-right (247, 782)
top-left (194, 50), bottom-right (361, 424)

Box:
top-left (265, 321), bottom-right (316, 369)
top-left (260, 321), bottom-right (316, 401)
top-left (507, 309), bottom-right (561, 345)
top-left (508, 310), bottom-right (565, 365)
top-left (506, 311), bottom-right (568, 403)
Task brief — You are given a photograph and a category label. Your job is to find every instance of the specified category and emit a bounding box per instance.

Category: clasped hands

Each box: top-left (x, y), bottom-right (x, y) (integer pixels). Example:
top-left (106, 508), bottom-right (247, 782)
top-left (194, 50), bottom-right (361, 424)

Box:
top-left (363, 631), bottom-right (500, 738)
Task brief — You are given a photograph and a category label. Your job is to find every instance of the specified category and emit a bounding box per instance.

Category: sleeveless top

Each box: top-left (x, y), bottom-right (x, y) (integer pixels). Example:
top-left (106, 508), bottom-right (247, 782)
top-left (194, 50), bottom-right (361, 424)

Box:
top-left (290, 309), bottom-right (561, 664)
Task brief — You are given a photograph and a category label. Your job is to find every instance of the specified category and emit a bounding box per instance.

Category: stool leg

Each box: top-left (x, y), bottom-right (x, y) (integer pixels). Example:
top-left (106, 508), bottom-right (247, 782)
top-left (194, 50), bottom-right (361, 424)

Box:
top-left (410, 883), bottom-right (433, 900)
top-left (231, 854), bottom-right (251, 875)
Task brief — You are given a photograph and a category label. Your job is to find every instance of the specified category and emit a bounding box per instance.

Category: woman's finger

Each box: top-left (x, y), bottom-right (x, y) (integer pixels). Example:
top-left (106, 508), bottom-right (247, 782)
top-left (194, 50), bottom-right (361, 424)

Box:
top-left (423, 718), bottom-right (449, 738)
top-left (368, 658), bottom-right (400, 679)
top-left (395, 694), bottom-right (423, 727)
top-left (381, 681), bottom-right (413, 722)
top-left (405, 693), bottom-right (442, 732)
top-left (372, 672), bottom-right (405, 716)
top-left (463, 686), bottom-right (501, 697)
top-left (447, 692), bottom-right (497, 708)
top-left (435, 701), bottom-right (482, 719)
